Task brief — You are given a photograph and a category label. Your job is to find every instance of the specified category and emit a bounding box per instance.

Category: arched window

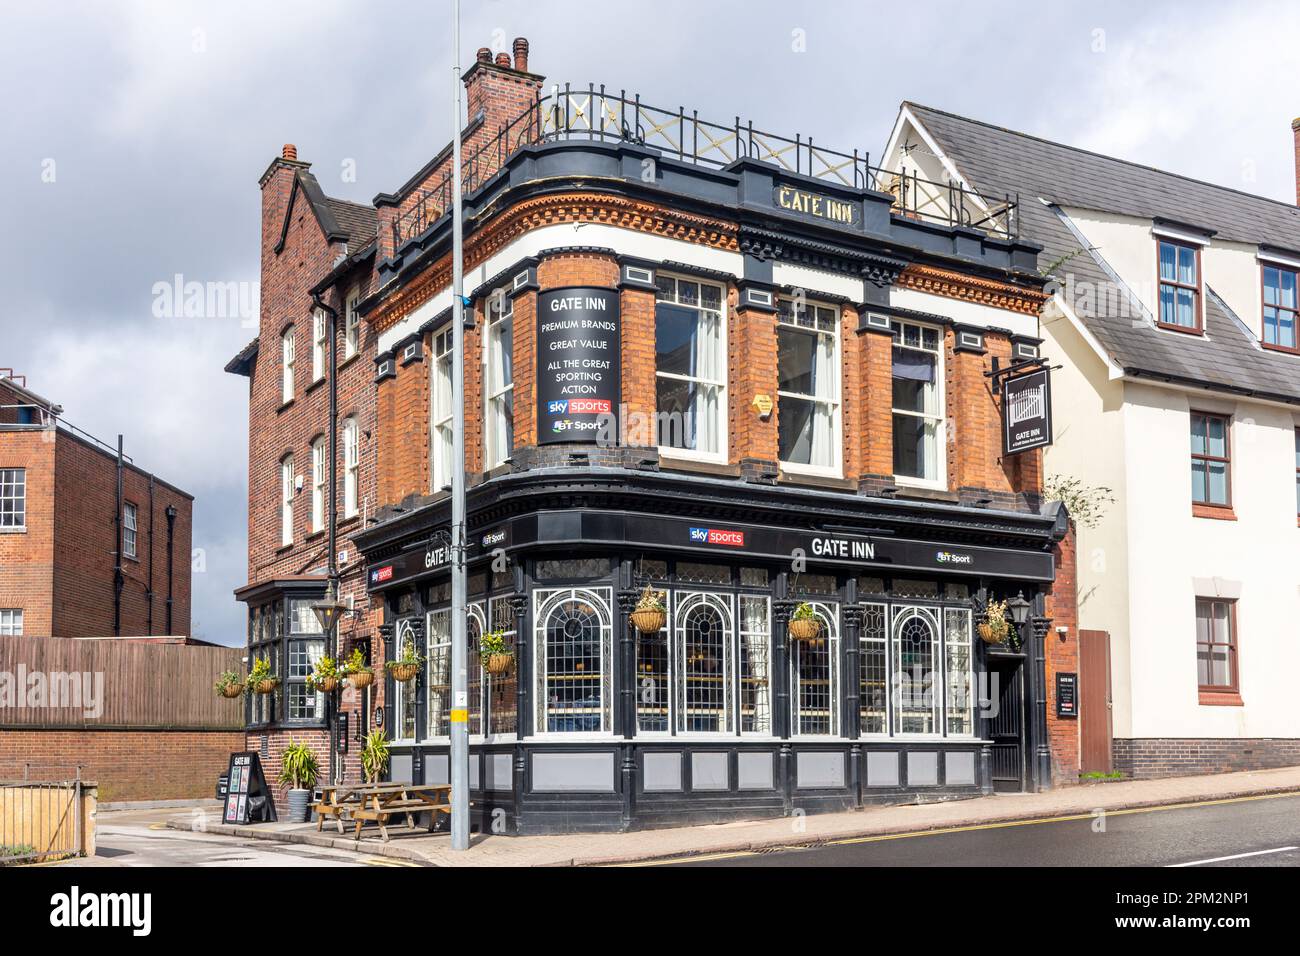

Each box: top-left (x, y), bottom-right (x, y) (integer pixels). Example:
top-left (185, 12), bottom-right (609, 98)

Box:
top-left (790, 602), bottom-right (839, 736)
top-left (534, 588), bottom-right (612, 734)
top-left (675, 593), bottom-right (733, 734)
top-left (281, 327), bottom-right (295, 404)
top-left (892, 606), bottom-right (940, 735)
top-left (466, 603), bottom-right (485, 736)
top-left (342, 416), bottom-right (359, 518)
top-left (425, 609), bottom-right (451, 739)
top-left (394, 617), bottom-right (420, 741)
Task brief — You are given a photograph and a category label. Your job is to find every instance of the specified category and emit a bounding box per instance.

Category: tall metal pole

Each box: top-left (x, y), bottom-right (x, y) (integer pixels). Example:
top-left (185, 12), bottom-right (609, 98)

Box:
top-left (448, 0), bottom-right (470, 852)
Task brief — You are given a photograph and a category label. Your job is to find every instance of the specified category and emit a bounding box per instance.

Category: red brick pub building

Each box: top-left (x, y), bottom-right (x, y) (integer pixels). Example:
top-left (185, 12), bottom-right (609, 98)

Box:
top-left (228, 39), bottom-right (1078, 833)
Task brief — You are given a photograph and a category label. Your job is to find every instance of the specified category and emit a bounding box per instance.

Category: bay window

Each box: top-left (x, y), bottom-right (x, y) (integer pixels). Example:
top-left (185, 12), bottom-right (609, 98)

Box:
top-left (430, 329), bottom-right (454, 492)
top-left (342, 416), bottom-right (359, 519)
top-left (286, 598), bottom-right (324, 721)
top-left (310, 437), bottom-right (326, 533)
top-left (1157, 239), bottom-right (1201, 332)
top-left (484, 291), bottom-right (515, 468)
top-left (311, 307), bottom-right (327, 382)
top-left (655, 274), bottom-right (726, 460)
top-left (281, 327), bottom-right (295, 404)
top-left (279, 454), bottom-right (294, 546)
top-left (891, 320), bottom-right (944, 485)
top-left (777, 299), bottom-right (841, 473)
top-left (1262, 264), bottom-right (1298, 351)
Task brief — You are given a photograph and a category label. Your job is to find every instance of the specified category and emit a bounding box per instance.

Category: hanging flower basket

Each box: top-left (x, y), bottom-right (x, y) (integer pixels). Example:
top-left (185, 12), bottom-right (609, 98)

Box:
top-left (311, 676), bottom-right (340, 693)
top-left (347, 670), bottom-right (375, 690)
top-left (485, 653), bottom-right (513, 676)
top-left (252, 677), bottom-right (280, 695)
top-left (979, 599), bottom-right (1011, 646)
top-left (978, 622), bottom-right (1009, 645)
top-left (789, 603), bottom-right (821, 642)
top-left (630, 586), bottom-right (667, 634)
top-left (387, 662), bottom-right (421, 683)
top-left (219, 682), bottom-right (244, 699)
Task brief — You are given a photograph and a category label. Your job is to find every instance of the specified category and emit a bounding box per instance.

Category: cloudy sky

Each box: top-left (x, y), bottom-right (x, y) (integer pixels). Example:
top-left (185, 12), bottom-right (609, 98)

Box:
top-left (4, 0), bottom-right (1298, 645)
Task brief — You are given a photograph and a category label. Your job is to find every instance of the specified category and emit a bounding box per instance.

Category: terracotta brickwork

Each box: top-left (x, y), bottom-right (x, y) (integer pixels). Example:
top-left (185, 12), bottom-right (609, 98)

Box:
top-left (621, 285), bottom-right (658, 447)
top-left (729, 302), bottom-right (779, 469)
top-left (1045, 525), bottom-right (1080, 785)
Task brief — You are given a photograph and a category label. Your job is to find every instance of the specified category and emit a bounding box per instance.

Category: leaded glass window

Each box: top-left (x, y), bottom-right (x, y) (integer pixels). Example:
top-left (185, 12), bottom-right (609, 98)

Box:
top-left (738, 595), bottom-right (771, 734)
top-left (944, 608), bottom-right (974, 735)
top-left (891, 606), bottom-right (939, 735)
top-left (675, 593), bottom-right (733, 734)
top-left (636, 593), bottom-right (670, 733)
top-left (425, 610), bottom-right (452, 738)
top-left (391, 617), bottom-right (420, 741)
top-left (790, 602), bottom-right (839, 736)
top-left (487, 596), bottom-right (518, 736)
top-left (534, 588), bottom-right (613, 733)
top-left (860, 602), bottom-right (888, 735)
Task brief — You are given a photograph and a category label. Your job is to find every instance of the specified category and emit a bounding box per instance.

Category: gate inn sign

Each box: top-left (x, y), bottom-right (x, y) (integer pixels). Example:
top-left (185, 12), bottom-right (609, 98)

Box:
top-left (1002, 368), bottom-right (1053, 456)
top-left (536, 287), bottom-right (621, 444)
top-left (773, 183), bottom-right (861, 227)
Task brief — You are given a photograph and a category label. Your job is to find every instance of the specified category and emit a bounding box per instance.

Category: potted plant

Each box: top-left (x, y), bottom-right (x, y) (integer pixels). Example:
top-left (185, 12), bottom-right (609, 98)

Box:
top-left (978, 599), bottom-right (1011, 646)
top-left (307, 655), bottom-right (341, 693)
top-left (360, 730), bottom-right (390, 784)
top-left (479, 629), bottom-right (513, 676)
top-left (385, 639), bottom-right (424, 683)
top-left (630, 586), bottom-right (666, 634)
top-left (246, 657), bottom-right (280, 695)
top-left (277, 739), bottom-right (319, 823)
top-left (213, 670), bottom-right (244, 699)
top-left (789, 602), bottom-right (821, 641)
top-left (341, 647), bottom-right (374, 689)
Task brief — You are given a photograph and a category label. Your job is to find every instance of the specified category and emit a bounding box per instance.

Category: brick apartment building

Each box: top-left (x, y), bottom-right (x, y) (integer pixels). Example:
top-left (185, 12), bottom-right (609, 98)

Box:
top-left (228, 39), bottom-right (1079, 832)
top-left (0, 371), bottom-right (193, 639)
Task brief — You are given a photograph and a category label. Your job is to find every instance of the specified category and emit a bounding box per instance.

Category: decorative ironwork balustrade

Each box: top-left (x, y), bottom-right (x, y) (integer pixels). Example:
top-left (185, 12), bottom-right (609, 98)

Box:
top-left (391, 84), bottom-right (1019, 248)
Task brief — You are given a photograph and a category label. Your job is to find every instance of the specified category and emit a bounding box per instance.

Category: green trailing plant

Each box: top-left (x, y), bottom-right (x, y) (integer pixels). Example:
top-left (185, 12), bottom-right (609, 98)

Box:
top-left (1043, 475), bottom-right (1116, 530)
top-left (479, 629), bottom-right (512, 666)
top-left (792, 602), bottom-right (817, 622)
top-left (385, 640), bottom-right (425, 672)
top-left (340, 647), bottom-right (371, 676)
top-left (307, 655), bottom-right (340, 689)
top-left (360, 730), bottom-right (390, 784)
top-left (277, 739), bottom-right (319, 791)
top-left (213, 670), bottom-right (243, 696)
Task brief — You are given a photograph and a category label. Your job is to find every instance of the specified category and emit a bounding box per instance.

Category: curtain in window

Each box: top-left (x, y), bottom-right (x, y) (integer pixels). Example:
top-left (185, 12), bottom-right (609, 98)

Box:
top-left (693, 310), bottom-right (720, 454)
top-left (739, 596), bottom-right (770, 734)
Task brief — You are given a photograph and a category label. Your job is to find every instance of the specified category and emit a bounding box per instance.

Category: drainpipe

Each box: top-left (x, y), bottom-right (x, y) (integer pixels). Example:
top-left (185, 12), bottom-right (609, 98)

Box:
top-left (313, 291), bottom-right (340, 786)
top-left (165, 505), bottom-right (177, 635)
top-left (113, 435), bottom-right (124, 637)
top-left (146, 475), bottom-right (155, 635)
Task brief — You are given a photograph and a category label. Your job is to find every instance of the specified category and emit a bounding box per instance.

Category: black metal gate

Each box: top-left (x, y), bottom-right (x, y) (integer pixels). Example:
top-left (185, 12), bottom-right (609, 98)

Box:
top-left (988, 660), bottom-right (1025, 792)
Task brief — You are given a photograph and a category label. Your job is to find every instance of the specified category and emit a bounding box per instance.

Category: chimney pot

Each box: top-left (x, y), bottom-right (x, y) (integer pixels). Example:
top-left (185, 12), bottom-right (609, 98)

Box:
top-left (282, 143), bottom-right (297, 161)
top-left (495, 52), bottom-right (511, 68)
top-left (513, 37), bottom-right (529, 73)
top-left (477, 47), bottom-right (492, 63)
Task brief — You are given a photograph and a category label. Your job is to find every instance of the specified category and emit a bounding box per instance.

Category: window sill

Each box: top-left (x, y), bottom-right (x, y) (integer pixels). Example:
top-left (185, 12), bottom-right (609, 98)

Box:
top-left (276, 399), bottom-right (295, 414)
top-left (1261, 341), bottom-right (1299, 356)
top-left (657, 455), bottom-right (740, 479)
top-left (305, 377), bottom-right (326, 396)
top-left (339, 352), bottom-right (361, 372)
top-left (1198, 689), bottom-right (1243, 707)
top-left (0, 527), bottom-right (28, 534)
top-left (338, 514), bottom-right (361, 532)
top-left (275, 543), bottom-right (294, 555)
top-left (893, 482), bottom-right (960, 503)
top-left (1156, 321), bottom-right (1204, 336)
top-left (1192, 503), bottom-right (1236, 520)
top-left (305, 530), bottom-right (325, 542)
top-left (776, 471), bottom-right (855, 492)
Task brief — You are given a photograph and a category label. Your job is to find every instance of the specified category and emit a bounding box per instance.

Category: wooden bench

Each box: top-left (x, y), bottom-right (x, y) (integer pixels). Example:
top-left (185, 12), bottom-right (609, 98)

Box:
top-left (312, 783), bottom-right (410, 835)
top-left (350, 786), bottom-right (453, 842)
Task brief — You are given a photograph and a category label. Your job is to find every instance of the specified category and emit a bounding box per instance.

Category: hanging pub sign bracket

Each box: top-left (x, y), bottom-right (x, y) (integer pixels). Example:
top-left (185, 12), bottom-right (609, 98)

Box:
top-left (997, 360), bottom-right (1056, 457)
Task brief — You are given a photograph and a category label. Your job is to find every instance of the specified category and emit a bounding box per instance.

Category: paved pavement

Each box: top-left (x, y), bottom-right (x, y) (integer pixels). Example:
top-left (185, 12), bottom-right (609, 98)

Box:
top-left (62, 806), bottom-right (419, 868)
top-left (668, 792), bottom-right (1300, 867)
top-left (167, 764), bottom-right (1300, 867)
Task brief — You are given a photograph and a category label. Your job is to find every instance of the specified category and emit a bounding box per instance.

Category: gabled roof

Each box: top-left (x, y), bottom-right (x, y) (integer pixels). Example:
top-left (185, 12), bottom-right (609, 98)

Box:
top-left (274, 170), bottom-right (378, 254)
top-left (902, 102), bottom-right (1300, 405)
top-left (224, 337), bottom-right (259, 377)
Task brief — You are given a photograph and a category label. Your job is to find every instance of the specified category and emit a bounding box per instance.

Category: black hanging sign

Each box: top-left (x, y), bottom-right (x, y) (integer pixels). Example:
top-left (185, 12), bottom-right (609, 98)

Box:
top-left (1055, 672), bottom-right (1078, 719)
top-left (1002, 368), bottom-right (1053, 456)
top-left (536, 287), bottom-right (621, 444)
top-left (221, 751), bottom-right (277, 825)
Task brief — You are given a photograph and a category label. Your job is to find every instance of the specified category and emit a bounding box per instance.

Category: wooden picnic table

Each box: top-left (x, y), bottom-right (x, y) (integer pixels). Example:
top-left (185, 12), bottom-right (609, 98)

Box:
top-left (312, 782), bottom-right (453, 842)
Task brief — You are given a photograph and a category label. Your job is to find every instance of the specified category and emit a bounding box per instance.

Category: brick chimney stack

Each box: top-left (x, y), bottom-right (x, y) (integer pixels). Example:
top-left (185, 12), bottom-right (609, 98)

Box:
top-left (462, 36), bottom-right (543, 134)
top-left (1292, 118), bottom-right (1300, 205)
top-left (513, 37), bottom-right (530, 73)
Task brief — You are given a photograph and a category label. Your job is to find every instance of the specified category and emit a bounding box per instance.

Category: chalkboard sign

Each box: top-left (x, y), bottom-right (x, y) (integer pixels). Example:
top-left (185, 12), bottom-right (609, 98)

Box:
top-left (222, 751), bottom-right (277, 825)
top-left (1055, 672), bottom-right (1078, 719)
top-left (536, 287), bottom-right (621, 444)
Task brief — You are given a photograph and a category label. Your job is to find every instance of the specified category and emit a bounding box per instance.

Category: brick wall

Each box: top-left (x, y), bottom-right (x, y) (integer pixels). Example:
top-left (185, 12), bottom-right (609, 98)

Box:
top-left (0, 730), bottom-right (244, 803)
top-left (0, 428), bottom-right (55, 637)
top-left (1114, 738), bottom-right (1300, 779)
top-left (1045, 524), bottom-right (1080, 785)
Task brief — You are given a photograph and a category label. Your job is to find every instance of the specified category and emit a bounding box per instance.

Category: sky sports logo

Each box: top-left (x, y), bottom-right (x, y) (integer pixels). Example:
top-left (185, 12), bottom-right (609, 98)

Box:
top-left (547, 399), bottom-right (612, 415)
top-left (369, 565), bottom-right (393, 585)
top-left (689, 526), bottom-right (746, 547)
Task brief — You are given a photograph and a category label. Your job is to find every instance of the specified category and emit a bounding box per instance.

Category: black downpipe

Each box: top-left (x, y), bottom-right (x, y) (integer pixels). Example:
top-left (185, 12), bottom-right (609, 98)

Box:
top-left (113, 435), bottom-right (124, 637)
top-left (146, 475), bottom-right (155, 635)
top-left (165, 505), bottom-right (177, 635)
top-left (313, 292), bottom-right (340, 786)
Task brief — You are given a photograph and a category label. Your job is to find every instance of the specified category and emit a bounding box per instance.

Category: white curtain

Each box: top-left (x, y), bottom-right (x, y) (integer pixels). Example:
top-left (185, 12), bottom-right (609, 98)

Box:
top-left (809, 332), bottom-right (836, 467)
top-left (741, 599), bottom-right (769, 733)
top-left (693, 310), bottom-right (721, 453)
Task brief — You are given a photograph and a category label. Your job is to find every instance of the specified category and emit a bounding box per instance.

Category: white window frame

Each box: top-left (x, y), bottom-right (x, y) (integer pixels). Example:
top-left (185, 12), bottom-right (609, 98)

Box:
top-left (776, 298), bottom-right (842, 477)
top-left (280, 455), bottom-right (294, 546)
top-left (890, 319), bottom-right (947, 490)
top-left (122, 502), bottom-right (138, 560)
top-left (391, 617), bottom-right (421, 743)
top-left (890, 605), bottom-right (941, 737)
top-left (483, 594), bottom-right (519, 742)
top-left (0, 609), bottom-right (23, 636)
top-left (483, 290), bottom-right (515, 469)
top-left (531, 587), bottom-right (614, 738)
top-left (311, 307), bottom-right (327, 383)
top-left (789, 601), bottom-right (840, 738)
top-left (281, 327), bottom-right (295, 404)
top-left (430, 329), bottom-right (454, 493)
top-left (654, 273), bottom-right (728, 465)
top-left (342, 417), bottom-right (359, 519)
top-left (674, 591), bottom-right (735, 736)
top-left (424, 608), bottom-right (453, 741)
top-left (310, 437), bottom-right (326, 533)
top-left (344, 290), bottom-right (361, 360)
top-left (737, 594), bottom-right (773, 737)
top-left (859, 601), bottom-right (889, 737)
top-left (0, 468), bottom-right (25, 530)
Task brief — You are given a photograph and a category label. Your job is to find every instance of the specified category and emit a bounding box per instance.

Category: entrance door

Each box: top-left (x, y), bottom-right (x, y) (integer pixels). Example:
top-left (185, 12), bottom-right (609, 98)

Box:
top-left (1078, 630), bottom-right (1113, 774)
top-left (988, 660), bottom-right (1025, 792)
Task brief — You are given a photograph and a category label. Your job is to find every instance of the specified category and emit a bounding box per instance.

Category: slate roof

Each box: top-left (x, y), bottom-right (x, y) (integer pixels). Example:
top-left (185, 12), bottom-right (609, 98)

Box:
top-left (323, 196), bottom-right (378, 247)
top-left (905, 103), bottom-right (1300, 404)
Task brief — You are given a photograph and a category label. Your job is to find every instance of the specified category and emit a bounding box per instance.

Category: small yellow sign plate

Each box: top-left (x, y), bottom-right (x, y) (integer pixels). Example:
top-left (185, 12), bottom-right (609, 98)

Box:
top-left (450, 709), bottom-right (468, 723)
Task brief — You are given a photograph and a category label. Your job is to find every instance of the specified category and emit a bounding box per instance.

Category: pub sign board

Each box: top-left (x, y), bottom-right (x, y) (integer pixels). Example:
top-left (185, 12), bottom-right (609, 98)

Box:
top-left (222, 751), bottom-right (277, 825)
top-left (1002, 368), bottom-right (1053, 456)
top-left (773, 184), bottom-right (861, 227)
top-left (1056, 672), bottom-right (1078, 719)
top-left (537, 287), bottom-right (621, 444)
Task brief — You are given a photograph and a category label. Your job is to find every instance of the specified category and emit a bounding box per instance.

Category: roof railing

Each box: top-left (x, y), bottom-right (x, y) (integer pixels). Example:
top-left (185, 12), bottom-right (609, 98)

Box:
top-left (392, 85), bottom-right (1020, 248)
